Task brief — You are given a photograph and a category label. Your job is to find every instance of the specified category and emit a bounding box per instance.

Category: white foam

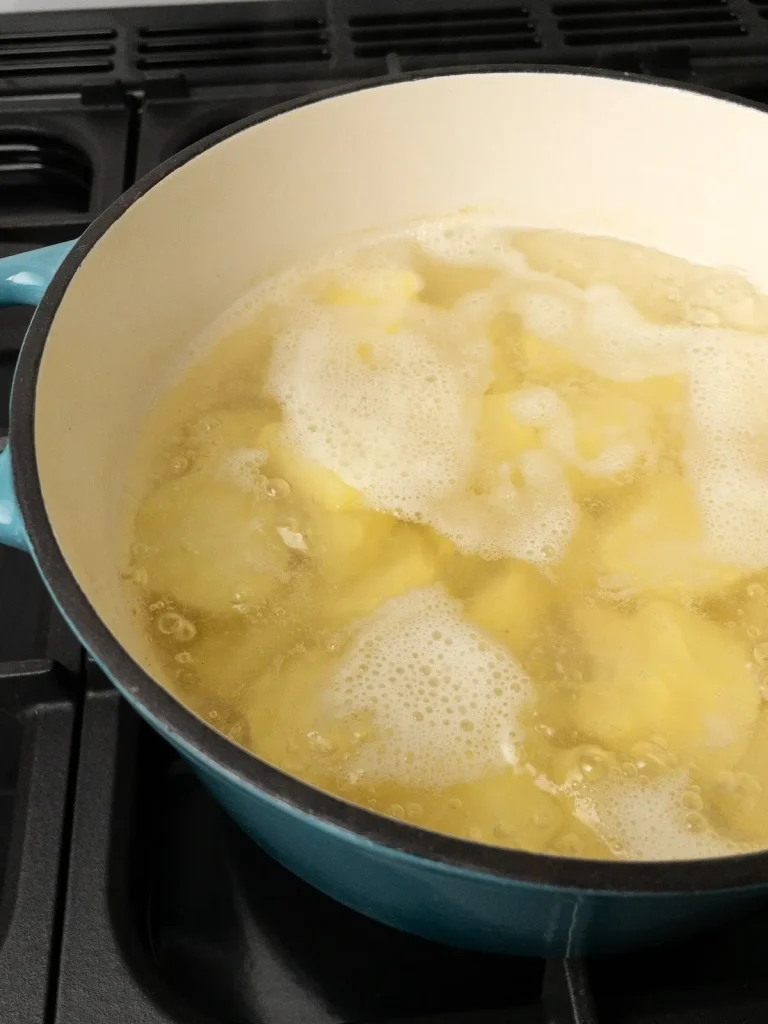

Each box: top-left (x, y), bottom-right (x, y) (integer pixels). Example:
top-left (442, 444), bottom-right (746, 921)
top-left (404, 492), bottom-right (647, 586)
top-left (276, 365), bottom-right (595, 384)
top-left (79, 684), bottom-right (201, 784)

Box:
top-left (575, 773), bottom-right (738, 860)
top-left (430, 452), bottom-right (579, 564)
top-left (256, 214), bottom-right (768, 577)
top-left (685, 336), bottom-right (768, 569)
top-left (510, 387), bottom-right (644, 481)
top-left (329, 584), bottom-right (531, 787)
top-left (267, 300), bottom-right (490, 519)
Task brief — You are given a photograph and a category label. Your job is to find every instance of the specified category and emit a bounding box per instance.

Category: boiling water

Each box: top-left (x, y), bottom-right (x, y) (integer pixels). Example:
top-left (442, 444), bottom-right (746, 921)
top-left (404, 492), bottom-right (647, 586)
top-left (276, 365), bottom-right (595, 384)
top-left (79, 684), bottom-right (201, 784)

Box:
top-left (123, 218), bottom-right (768, 861)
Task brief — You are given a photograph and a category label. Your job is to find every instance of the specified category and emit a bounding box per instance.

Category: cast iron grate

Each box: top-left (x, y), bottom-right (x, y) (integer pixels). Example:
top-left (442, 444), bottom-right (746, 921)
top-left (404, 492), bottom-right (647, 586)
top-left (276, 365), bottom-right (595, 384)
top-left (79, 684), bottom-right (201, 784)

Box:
top-left (0, 131), bottom-right (92, 216)
top-left (135, 17), bottom-right (331, 73)
top-left (552, 0), bottom-right (744, 46)
top-left (348, 4), bottom-right (540, 59)
top-left (0, 27), bottom-right (115, 78)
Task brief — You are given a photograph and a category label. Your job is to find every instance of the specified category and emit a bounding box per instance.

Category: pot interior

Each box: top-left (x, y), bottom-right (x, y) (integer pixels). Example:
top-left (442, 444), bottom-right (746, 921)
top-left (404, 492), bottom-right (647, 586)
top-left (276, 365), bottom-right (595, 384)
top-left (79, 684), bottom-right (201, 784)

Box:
top-left (32, 69), bottom-right (768, 678)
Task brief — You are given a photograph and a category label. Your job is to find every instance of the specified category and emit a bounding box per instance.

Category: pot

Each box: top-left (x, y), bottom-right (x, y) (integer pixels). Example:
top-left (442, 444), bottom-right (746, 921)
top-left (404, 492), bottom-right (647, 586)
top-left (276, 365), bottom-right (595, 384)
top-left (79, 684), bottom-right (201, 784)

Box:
top-left (1, 68), bottom-right (767, 956)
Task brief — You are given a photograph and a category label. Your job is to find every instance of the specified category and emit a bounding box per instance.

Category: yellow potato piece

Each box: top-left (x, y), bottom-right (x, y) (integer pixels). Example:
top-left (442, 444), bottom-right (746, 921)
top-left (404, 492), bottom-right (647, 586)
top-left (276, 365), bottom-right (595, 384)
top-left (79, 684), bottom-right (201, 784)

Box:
top-left (464, 559), bottom-right (552, 655)
top-left (311, 507), bottom-right (395, 583)
top-left (569, 387), bottom-right (652, 464)
top-left (133, 471), bottom-right (289, 616)
top-left (703, 710), bottom-right (768, 841)
top-left (486, 309), bottom-right (523, 393)
top-left (325, 526), bottom-right (438, 622)
top-left (478, 392), bottom-right (539, 464)
top-left (572, 600), bottom-right (760, 767)
top-left (433, 768), bottom-right (565, 852)
top-left (317, 267), bottom-right (423, 307)
top-left (246, 647), bottom-right (334, 767)
top-left (520, 330), bottom-right (581, 381)
top-left (598, 475), bottom-right (745, 597)
top-left (259, 422), bottom-right (363, 511)
top-left (561, 384), bottom-right (658, 504)
top-left (186, 407), bottom-right (276, 459)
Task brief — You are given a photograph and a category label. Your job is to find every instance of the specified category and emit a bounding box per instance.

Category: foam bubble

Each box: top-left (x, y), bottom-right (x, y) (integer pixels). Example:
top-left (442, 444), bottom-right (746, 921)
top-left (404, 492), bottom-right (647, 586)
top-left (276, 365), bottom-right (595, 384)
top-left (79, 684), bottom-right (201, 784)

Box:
top-left (268, 300), bottom-right (490, 516)
top-left (328, 584), bottom-right (531, 787)
top-left (685, 336), bottom-right (768, 569)
top-left (430, 452), bottom-right (579, 564)
top-left (518, 282), bottom-right (693, 382)
top-left (575, 773), bottom-right (738, 860)
top-left (412, 217), bottom-right (529, 273)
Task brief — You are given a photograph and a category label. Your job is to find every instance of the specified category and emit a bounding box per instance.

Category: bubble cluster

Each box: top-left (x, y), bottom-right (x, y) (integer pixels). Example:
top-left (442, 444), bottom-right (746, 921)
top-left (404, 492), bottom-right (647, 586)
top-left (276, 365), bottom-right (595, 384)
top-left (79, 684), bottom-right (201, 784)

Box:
top-left (328, 585), bottom-right (531, 787)
top-left (126, 212), bottom-right (768, 863)
top-left (575, 773), bottom-right (737, 860)
top-left (429, 451), bottom-right (578, 564)
top-left (685, 336), bottom-right (768, 569)
top-left (267, 290), bottom-right (492, 521)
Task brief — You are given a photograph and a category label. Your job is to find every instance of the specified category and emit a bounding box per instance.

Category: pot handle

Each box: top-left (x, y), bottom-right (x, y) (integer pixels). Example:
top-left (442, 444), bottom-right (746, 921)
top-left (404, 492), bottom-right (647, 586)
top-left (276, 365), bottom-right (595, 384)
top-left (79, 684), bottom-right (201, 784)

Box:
top-left (0, 240), bottom-right (78, 551)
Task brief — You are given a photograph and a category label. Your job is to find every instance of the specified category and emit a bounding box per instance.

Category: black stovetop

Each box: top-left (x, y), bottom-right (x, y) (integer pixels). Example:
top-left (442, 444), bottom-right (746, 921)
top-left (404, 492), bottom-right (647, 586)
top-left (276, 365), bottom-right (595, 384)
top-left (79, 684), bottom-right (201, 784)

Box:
top-left (4, 2), bottom-right (768, 1021)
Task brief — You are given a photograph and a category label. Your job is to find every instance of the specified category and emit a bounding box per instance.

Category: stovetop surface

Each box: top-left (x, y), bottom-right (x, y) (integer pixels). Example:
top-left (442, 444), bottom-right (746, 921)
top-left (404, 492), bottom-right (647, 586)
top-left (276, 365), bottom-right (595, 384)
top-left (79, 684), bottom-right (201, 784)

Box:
top-left (3, 2), bottom-right (768, 1021)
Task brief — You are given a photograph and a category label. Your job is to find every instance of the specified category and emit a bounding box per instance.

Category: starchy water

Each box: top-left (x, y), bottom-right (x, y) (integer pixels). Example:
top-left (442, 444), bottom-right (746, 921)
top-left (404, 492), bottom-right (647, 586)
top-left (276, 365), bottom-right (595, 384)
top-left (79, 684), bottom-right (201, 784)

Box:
top-left (122, 217), bottom-right (768, 861)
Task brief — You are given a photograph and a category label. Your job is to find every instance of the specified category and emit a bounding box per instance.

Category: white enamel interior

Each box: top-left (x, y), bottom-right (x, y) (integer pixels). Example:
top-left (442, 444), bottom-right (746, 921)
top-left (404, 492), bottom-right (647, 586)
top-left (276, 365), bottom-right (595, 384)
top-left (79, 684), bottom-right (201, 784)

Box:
top-left (33, 70), bottom-right (768, 669)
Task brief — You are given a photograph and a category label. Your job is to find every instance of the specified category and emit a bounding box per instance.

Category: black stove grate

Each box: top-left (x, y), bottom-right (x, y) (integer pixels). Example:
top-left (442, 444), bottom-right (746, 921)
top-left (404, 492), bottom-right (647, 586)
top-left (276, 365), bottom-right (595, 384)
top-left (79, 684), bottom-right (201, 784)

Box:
top-left (0, 0), bottom-right (765, 93)
top-left (2, 1), bottom-right (768, 1022)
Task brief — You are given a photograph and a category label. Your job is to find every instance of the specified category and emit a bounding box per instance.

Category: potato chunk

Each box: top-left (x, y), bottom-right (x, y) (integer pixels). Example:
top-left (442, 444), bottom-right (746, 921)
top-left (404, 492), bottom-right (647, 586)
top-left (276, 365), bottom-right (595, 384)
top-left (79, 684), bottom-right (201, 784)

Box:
top-left (315, 267), bottom-right (423, 308)
top-left (324, 526), bottom-right (438, 622)
top-left (259, 422), bottom-right (362, 511)
top-left (572, 601), bottom-right (759, 767)
top-left (464, 559), bottom-right (552, 655)
top-left (311, 507), bottom-right (395, 583)
top-left (133, 471), bottom-right (289, 615)
top-left (478, 392), bottom-right (539, 464)
top-left (597, 475), bottom-right (744, 597)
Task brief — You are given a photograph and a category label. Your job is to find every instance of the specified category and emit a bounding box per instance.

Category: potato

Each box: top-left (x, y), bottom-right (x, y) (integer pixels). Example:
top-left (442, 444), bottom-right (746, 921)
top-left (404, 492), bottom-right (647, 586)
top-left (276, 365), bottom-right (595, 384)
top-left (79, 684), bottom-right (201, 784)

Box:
top-left (597, 475), bottom-right (744, 598)
top-left (486, 309), bottom-right (523, 393)
top-left (464, 559), bottom-right (552, 655)
top-left (431, 768), bottom-right (566, 852)
top-left (245, 647), bottom-right (334, 767)
top-left (478, 392), bottom-right (539, 464)
top-left (315, 267), bottom-right (423, 308)
top-left (703, 709), bottom-right (768, 841)
top-left (133, 471), bottom-right (290, 616)
top-left (324, 525), bottom-right (438, 623)
top-left (259, 422), bottom-right (363, 511)
top-left (310, 507), bottom-right (395, 583)
top-left (571, 600), bottom-right (760, 769)
top-left (519, 330), bottom-right (581, 381)
top-left (186, 407), bottom-right (276, 457)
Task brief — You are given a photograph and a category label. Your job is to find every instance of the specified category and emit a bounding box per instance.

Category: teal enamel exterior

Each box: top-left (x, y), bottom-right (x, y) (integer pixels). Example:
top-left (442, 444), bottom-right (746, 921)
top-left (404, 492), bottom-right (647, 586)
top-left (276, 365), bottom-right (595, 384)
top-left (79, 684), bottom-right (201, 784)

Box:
top-left (2, 222), bottom-right (768, 957)
top-left (0, 241), bottom-right (76, 307)
top-left (0, 445), bottom-right (28, 551)
top-left (0, 244), bottom-right (72, 550)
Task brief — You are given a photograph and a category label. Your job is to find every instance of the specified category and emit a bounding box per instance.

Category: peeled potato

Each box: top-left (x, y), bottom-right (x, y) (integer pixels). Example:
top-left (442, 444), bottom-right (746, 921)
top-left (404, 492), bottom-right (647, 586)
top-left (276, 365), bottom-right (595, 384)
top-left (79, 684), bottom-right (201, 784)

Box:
top-left (464, 559), bottom-right (552, 656)
top-left (324, 525), bottom-right (438, 622)
top-left (259, 422), bottom-right (363, 511)
top-left (186, 407), bottom-right (276, 456)
top-left (597, 474), bottom-right (745, 598)
top-left (133, 471), bottom-right (289, 616)
top-left (315, 267), bottom-right (423, 308)
top-left (519, 330), bottom-right (581, 382)
top-left (432, 768), bottom-right (565, 852)
top-left (571, 600), bottom-right (759, 769)
top-left (478, 392), bottom-right (539, 464)
top-left (703, 709), bottom-right (768, 841)
top-left (310, 507), bottom-right (395, 583)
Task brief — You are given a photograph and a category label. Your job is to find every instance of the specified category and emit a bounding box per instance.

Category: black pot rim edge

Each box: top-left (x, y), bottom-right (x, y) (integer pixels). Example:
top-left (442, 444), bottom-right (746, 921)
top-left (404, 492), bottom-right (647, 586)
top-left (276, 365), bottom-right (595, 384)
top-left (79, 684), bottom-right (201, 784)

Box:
top-left (11, 63), bottom-right (768, 897)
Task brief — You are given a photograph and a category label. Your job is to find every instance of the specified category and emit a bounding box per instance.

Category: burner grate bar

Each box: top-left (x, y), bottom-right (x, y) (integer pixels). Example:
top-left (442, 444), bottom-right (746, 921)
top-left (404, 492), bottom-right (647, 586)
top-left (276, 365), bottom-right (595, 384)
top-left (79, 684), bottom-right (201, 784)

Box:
top-left (543, 960), bottom-right (599, 1024)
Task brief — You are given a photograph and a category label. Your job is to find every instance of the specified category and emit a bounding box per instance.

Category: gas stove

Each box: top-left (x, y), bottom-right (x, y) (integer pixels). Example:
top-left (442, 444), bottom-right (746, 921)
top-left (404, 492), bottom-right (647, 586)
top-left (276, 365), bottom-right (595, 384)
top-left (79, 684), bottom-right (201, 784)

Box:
top-left (3, 2), bottom-right (768, 1021)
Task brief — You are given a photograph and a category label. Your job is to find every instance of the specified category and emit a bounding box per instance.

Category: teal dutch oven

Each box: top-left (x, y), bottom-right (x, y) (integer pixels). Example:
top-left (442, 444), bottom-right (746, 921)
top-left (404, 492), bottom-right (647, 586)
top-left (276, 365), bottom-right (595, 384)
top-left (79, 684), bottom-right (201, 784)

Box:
top-left (1, 68), bottom-right (768, 956)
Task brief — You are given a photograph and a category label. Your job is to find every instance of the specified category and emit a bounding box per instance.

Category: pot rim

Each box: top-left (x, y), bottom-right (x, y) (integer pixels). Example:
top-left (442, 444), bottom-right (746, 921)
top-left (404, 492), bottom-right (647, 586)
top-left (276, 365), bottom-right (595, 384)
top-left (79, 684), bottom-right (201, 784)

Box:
top-left (12, 64), bottom-right (768, 895)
